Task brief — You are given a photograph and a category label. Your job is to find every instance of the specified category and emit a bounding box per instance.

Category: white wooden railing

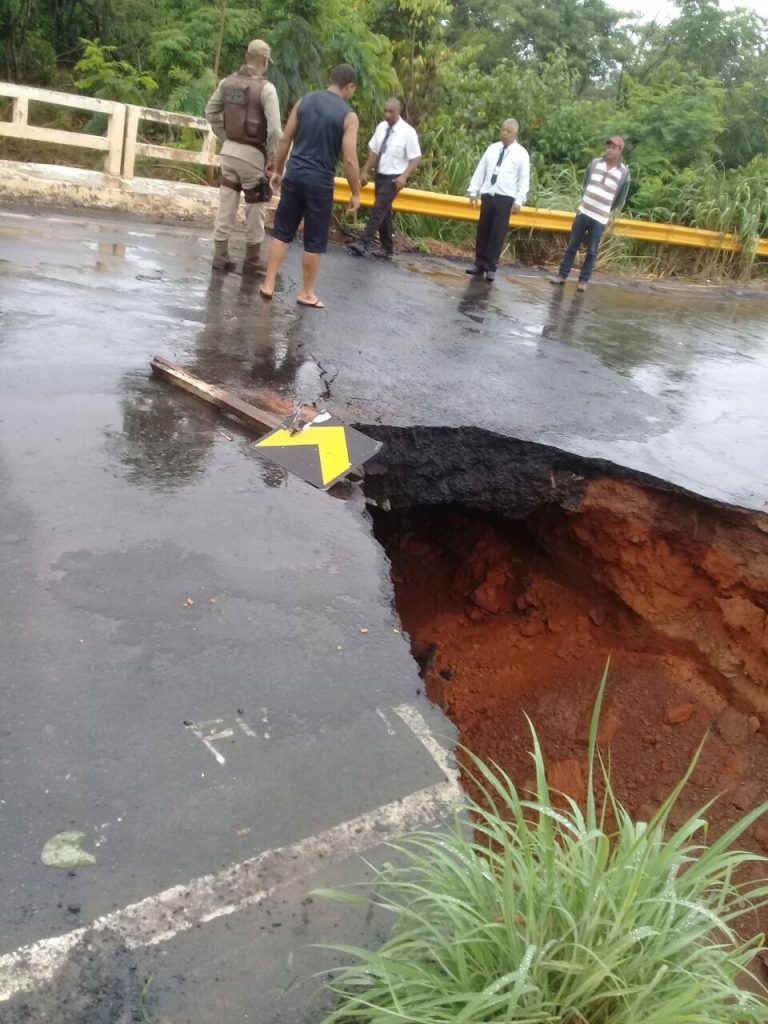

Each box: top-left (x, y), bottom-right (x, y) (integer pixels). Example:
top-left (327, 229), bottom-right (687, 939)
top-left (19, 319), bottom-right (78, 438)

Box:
top-left (0, 82), bottom-right (218, 180)
top-left (122, 105), bottom-right (218, 178)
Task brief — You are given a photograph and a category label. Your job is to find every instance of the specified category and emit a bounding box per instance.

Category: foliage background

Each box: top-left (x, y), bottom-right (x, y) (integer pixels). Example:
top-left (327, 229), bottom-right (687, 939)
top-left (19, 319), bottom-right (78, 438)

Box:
top-left (3, 0), bottom-right (768, 267)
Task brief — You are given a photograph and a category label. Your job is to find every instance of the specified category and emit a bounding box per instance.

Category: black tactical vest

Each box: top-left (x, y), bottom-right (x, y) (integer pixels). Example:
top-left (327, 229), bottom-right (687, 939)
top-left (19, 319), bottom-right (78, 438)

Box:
top-left (221, 67), bottom-right (268, 154)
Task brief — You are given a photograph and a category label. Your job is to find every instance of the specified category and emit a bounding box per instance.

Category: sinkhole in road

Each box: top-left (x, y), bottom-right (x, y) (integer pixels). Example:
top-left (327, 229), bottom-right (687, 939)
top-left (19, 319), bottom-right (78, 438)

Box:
top-left (362, 426), bottom-right (768, 870)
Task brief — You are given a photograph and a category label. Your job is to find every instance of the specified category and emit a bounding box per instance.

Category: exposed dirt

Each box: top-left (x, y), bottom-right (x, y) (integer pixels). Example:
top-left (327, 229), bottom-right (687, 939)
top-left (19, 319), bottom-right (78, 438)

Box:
top-left (372, 476), bottom-right (768, 912)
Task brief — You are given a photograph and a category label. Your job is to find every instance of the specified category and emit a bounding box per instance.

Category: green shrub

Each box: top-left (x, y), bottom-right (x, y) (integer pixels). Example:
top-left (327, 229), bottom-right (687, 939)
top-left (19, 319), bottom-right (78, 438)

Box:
top-left (74, 38), bottom-right (158, 104)
top-left (314, 669), bottom-right (768, 1022)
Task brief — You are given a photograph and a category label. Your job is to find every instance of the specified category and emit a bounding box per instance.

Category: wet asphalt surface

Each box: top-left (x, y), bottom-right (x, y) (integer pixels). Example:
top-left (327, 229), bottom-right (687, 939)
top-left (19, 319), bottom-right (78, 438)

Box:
top-left (1, 205), bottom-right (768, 1021)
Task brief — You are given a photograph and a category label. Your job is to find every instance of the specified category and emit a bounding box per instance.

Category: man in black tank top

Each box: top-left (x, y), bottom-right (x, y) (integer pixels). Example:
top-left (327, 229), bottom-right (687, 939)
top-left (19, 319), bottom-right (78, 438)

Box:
top-left (260, 64), bottom-right (361, 309)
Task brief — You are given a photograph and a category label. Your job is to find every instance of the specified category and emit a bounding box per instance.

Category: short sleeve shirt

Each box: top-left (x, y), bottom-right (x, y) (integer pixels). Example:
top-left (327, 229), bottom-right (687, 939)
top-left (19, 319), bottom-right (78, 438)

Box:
top-left (368, 118), bottom-right (421, 176)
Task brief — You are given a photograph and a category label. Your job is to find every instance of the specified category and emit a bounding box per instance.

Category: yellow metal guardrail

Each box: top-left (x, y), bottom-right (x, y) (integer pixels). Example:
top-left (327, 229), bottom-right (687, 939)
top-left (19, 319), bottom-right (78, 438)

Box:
top-left (334, 178), bottom-right (768, 257)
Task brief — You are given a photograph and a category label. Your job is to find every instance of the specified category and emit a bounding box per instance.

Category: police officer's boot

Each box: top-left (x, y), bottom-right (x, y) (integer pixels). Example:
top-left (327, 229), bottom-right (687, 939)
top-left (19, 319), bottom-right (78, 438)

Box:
top-left (212, 239), bottom-right (236, 272)
top-left (243, 243), bottom-right (265, 274)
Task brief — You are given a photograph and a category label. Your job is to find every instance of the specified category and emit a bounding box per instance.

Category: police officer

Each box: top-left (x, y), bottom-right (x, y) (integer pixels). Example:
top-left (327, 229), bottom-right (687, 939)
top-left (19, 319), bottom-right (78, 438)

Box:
top-left (205, 39), bottom-right (282, 273)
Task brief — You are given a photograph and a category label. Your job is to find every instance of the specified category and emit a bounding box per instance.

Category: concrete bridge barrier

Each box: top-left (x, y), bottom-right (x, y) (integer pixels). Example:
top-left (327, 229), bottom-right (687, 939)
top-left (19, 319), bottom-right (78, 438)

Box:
top-left (0, 83), bottom-right (230, 222)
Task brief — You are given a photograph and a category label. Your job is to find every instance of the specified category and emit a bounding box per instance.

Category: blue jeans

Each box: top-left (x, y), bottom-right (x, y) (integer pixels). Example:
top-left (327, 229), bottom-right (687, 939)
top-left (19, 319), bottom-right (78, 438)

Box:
top-left (558, 212), bottom-right (605, 283)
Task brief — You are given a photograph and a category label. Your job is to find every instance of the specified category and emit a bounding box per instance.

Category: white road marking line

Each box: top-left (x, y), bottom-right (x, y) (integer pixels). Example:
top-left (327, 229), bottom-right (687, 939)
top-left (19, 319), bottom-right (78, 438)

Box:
top-left (376, 708), bottom-right (397, 735)
top-left (393, 703), bottom-right (458, 785)
top-left (185, 719), bottom-right (234, 764)
top-left (236, 718), bottom-right (259, 738)
top-left (0, 704), bottom-right (460, 1003)
top-left (0, 783), bottom-right (456, 1001)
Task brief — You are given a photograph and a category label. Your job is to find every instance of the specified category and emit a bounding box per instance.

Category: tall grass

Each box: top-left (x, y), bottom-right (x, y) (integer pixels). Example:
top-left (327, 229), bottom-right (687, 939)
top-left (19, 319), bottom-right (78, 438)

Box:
top-left (631, 162), bottom-right (768, 239)
top-left (625, 161), bottom-right (768, 280)
top-left (314, 669), bottom-right (768, 1023)
top-left (395, 125), bottom-right (478, 245)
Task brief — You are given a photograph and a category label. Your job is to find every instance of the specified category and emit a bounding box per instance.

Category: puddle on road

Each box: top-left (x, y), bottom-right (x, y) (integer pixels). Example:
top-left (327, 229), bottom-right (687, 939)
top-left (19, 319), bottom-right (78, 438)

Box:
top-left (168, 273), bottom-right (316, 393)
top-left (546, 289), bottom-right (768, 380)
top-left (107, 274), bottom-right (322, 491)
top-left (361, 425), bottom-right (768, 912)
top-left (443, 271), bottom-right (768, 410)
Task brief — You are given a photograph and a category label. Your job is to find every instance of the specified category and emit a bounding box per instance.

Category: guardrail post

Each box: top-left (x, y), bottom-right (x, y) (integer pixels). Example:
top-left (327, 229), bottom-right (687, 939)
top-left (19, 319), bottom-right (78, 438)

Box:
top-left (105, 101), bottom-right (126, 177)
top-left (201, 127), bottom-right (217, 169)
top-left (12, 95), bottom-right (28, 127)
top-left (122, 105), bottom-right (140, 179)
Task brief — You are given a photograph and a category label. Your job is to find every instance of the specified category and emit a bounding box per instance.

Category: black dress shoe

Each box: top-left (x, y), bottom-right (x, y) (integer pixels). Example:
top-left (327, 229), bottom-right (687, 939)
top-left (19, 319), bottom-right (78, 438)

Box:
top-left (484, 271), bottom-right (496, 282)
top-left (347, 241), bottom-right (370, 257)
top-left (465, 266), bottom-right (484, 275)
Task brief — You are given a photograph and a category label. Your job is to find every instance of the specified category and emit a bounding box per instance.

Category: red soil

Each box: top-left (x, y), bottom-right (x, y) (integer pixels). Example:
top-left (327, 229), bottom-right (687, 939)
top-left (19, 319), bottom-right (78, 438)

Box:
top-left (379, 480), bottom-right (768, 915)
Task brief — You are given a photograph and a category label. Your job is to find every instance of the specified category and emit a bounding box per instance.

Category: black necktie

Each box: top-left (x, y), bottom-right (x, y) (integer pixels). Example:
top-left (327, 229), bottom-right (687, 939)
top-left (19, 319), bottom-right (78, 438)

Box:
top-left (490, 145), bottom-right (507, 186)
top-left (379, 125), bottom-right (394, 158)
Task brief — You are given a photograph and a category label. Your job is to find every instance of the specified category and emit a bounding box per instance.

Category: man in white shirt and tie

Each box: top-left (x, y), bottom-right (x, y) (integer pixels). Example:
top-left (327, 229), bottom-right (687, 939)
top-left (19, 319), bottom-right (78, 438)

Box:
top-left (347, 97), bottom-right (422, 259)
top-left (466, 118), bottom-right (530, 282)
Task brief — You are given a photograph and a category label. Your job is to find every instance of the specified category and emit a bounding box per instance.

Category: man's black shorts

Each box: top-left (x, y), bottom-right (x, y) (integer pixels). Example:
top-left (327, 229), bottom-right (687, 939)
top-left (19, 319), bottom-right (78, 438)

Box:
top-left (272, 178), bottom-right (334, 254)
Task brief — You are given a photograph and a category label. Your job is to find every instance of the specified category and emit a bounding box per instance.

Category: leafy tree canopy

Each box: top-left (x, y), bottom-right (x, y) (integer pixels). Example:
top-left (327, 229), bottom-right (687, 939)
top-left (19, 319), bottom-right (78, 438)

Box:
top-left (4, 0), bottom-right (768, 242)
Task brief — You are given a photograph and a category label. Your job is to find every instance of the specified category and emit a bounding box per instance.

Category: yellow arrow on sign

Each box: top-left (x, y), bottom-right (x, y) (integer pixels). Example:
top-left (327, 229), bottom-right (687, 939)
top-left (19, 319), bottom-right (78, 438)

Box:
top-left (256, 425), bottom-right (351, 486)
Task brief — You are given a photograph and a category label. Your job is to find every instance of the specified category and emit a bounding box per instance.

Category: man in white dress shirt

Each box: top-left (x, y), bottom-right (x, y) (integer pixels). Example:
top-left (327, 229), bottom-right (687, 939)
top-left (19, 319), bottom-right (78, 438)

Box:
top-left (347, 97), bottom-right (422, 259)
top-left (466, 118), bottom-right (530, 282)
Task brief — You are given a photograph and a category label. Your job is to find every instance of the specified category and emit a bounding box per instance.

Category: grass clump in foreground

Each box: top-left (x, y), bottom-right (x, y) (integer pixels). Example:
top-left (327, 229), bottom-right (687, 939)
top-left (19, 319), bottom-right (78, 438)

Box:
top-left (314, 670), bottom-right (768, 1023)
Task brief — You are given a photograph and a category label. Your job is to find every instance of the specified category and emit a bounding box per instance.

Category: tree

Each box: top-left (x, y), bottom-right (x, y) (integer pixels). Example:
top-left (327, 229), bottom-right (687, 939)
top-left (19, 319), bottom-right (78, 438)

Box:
top-left (445, 0), bottom-right (634, 88)
top-left (74, 38), bottom-right (157, 103)
top-left (619, 62), bottom-right (726, 175)
top-left (664, 0), bottom-right (766, 84)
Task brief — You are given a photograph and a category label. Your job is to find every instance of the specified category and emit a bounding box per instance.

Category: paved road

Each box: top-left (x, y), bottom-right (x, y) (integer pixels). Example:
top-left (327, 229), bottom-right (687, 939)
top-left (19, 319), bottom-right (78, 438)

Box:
top-left (0, 209), bottom-right (459, 1023)
top-left (1, 206), bottom-right (767, 1022)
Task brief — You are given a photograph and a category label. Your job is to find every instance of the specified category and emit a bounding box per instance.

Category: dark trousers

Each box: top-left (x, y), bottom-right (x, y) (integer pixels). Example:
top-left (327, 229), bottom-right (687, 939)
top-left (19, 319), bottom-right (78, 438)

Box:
top-left (558, 212), bottom-right (606, 283)
top-left (475, 193), bottom-right (515, 271)
top-left (362, 174), bottom-right (398, 252)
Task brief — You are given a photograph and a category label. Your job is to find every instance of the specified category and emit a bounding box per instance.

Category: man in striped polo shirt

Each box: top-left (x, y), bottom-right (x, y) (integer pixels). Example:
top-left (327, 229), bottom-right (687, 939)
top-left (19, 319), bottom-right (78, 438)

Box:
top-left (550, 136), bottom-right (630, 292)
